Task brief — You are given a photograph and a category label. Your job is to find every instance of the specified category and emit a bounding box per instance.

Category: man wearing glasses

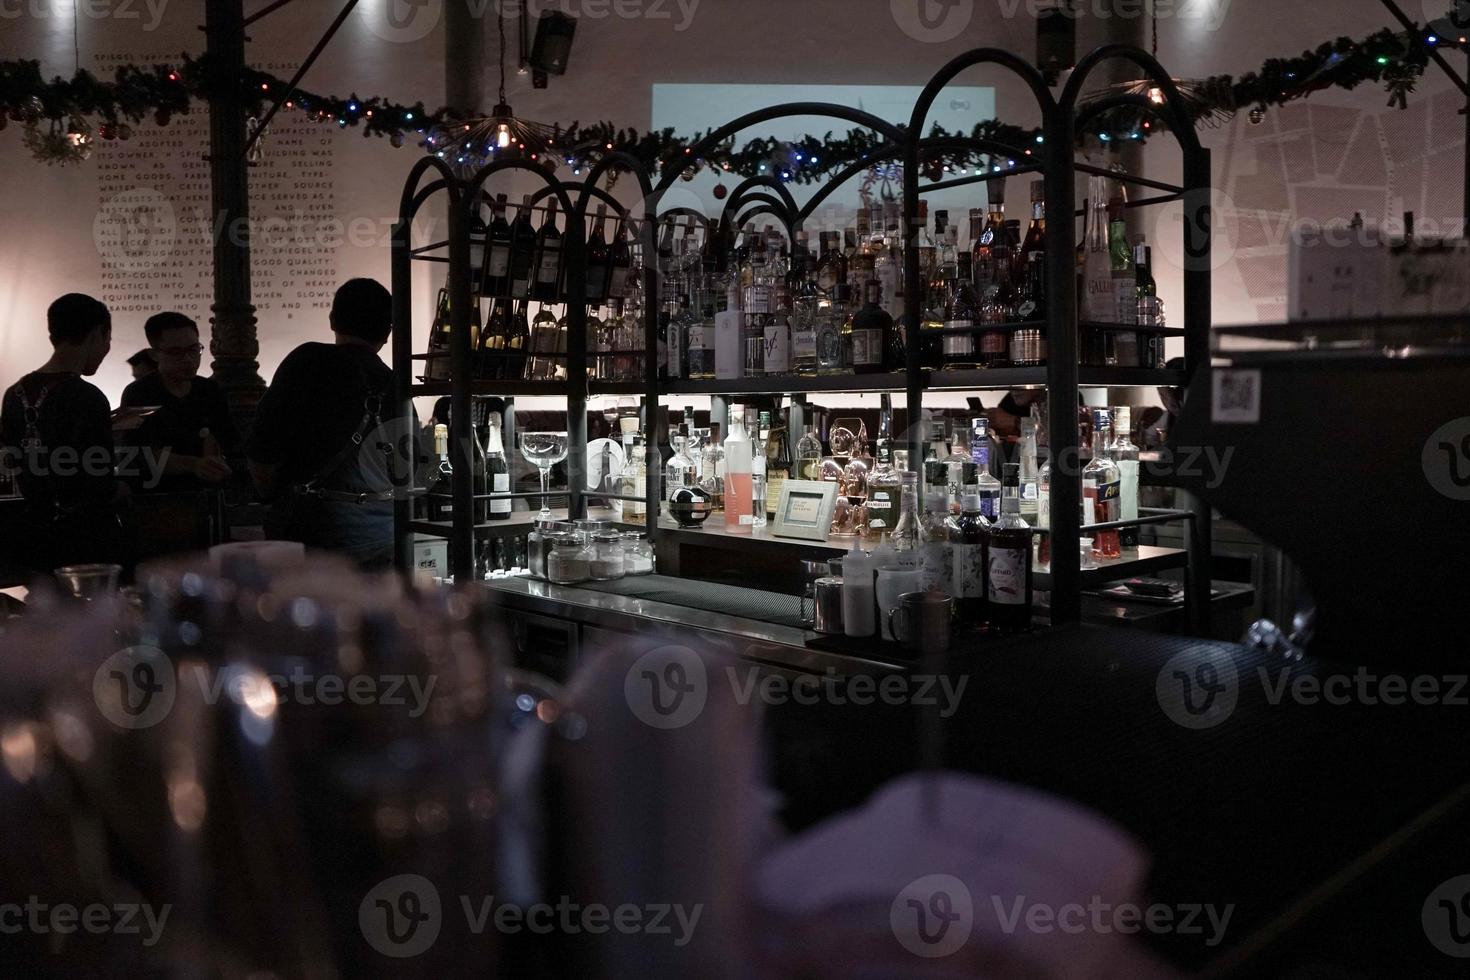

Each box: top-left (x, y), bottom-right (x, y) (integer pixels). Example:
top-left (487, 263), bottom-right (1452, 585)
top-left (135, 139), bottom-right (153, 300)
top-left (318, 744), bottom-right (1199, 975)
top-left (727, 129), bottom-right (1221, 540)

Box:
top-left (119, 312), bottom-right (239, 492)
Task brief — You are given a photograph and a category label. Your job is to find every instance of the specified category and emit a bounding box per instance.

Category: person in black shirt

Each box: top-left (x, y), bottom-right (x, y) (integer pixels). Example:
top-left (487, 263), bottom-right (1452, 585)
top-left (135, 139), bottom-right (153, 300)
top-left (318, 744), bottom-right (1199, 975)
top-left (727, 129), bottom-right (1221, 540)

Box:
top-left (126, 349), bottom-right (157, 381)
top-left (0, 294), bottom-right (138, 572)
top-left (120, 312), bottom-right (239, 493)
top-left (247, 279), bottom-right (417, 570)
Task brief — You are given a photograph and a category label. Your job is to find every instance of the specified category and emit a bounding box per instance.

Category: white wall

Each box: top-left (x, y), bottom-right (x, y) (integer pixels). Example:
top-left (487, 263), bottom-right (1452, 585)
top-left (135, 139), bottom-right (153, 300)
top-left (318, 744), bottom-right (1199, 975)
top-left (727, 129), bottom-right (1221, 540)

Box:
top-left (1, 0), bottom-right (1458, 411)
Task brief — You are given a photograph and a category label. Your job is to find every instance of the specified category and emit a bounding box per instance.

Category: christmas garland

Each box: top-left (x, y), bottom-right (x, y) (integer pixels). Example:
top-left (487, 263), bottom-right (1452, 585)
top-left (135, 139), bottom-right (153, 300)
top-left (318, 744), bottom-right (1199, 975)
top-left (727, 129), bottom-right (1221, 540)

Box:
top-left (0, 15), bottom-right (1455, 172)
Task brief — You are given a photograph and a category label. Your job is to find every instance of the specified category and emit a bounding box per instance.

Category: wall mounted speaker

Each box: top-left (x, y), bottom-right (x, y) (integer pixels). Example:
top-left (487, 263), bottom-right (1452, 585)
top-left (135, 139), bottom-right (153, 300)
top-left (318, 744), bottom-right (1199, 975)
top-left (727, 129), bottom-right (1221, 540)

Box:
top-left (531, 12), bottom-right (577, 76)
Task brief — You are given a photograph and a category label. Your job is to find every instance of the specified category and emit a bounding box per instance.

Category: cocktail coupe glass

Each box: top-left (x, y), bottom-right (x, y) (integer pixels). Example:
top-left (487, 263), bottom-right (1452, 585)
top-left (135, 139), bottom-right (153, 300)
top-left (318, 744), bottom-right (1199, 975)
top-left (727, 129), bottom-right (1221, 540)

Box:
top-left (520, 431), bottom-right (570, 520)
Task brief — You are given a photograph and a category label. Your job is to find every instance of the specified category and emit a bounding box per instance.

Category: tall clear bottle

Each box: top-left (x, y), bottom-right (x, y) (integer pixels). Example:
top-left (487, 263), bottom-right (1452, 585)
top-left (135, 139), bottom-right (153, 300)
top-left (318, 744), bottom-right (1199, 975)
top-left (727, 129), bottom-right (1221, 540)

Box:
top-left (1108, 174), bottom-right (1139, 366)
top-left (1111, 405), bottom-right (1140, 554)
top-left (970, 417), bottom-right (1001, 521)
top-left (749, 407), bottom-right (767, 529)
top-left (795, 424), bottom-right (823, 481)
top-left (890, 471), bottom-right (921, 555)
top-left (723, 413), bottom-right (754, 534)
top-left (862, 404), bottom-right (900, 542)
top-left (1082, 409), bottom-right (1122, 559)
top-left (920, 490), bottom-right (955, 597)
top-left (1018, 417), bottom-right (1040, 526)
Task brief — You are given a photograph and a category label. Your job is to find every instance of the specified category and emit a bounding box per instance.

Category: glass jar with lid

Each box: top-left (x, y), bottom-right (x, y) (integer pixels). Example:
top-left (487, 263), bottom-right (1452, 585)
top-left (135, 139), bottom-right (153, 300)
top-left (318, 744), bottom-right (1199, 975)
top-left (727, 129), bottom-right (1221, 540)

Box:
top-left (527, 519), bottom-right (568, 580)
top-left (622, 532), bottom-right (655, 576)
top-left (546, 531), bottom-right (593, 585)
top-left (574, 518), bottom-right (608, 545)
top-left (589, 531), bottom-right (626, 581)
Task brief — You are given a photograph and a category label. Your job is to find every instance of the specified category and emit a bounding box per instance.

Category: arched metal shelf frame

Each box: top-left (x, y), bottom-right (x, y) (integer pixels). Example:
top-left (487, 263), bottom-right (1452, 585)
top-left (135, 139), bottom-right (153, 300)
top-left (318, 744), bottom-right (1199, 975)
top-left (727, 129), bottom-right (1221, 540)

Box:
top-left (394, 44), bottom-right (1213, 630)
top-left (1061, 45), bottom-right (1214, 627)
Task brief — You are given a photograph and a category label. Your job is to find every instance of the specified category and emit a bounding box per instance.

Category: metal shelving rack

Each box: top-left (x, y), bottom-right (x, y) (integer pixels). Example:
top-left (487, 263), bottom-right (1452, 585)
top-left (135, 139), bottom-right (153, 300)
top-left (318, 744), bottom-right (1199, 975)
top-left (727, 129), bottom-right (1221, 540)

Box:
top-left (393, 42), bottom-right (1213, 629)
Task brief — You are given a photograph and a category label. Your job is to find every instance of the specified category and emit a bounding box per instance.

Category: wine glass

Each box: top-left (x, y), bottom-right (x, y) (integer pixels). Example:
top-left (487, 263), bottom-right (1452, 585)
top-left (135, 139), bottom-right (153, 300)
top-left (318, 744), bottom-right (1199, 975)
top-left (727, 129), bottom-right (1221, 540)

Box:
top-left (520, 431), bottom-right (570, 520)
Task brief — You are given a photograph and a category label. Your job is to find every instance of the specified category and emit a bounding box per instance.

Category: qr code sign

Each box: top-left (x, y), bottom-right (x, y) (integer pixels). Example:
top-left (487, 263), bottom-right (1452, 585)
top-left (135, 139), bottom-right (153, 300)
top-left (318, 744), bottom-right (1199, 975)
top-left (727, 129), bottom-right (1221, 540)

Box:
top-left (1211, 369), bottom-right (1262, 424)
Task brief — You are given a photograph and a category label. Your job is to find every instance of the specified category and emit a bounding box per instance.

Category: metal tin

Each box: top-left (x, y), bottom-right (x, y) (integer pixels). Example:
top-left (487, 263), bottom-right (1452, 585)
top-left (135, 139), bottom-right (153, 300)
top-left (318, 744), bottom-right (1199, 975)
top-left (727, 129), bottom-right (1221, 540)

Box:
top-left (813, 576), bottom-right (844, 634)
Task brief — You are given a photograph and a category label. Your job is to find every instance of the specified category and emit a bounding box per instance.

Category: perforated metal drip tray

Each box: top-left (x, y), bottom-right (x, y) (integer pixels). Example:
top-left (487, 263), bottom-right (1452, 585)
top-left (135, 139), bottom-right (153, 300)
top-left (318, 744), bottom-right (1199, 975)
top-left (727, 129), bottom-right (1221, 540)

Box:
top-left (571, 574), bottom-right (808, 630)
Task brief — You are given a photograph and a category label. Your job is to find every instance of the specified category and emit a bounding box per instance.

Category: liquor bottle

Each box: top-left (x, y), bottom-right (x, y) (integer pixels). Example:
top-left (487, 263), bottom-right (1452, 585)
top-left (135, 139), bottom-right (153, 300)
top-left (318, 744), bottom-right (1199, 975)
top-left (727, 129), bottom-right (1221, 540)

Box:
top-left (1082, 177), bottom-right (1116, 364)
top-left (943, 252), bottom-right (980, 370)
top-left (816, 285), bottom-right (849, 375)
top-left (1017, 179), bottom-right (1046, 275)
top-left (816, 232), bottom-right (847, 297)
top-left (608, 218), bottom-right (634, 300)
top-left (620, 431), bottom-right (647, 520)
top-left (765, 268), bottom-right (792, 376)
top-left (428, 423), bottom-right (453, 522)
top-left (1111, 405), bottom-right (1140, 553)
top-left (1108, 178), bottom-right (1138, 366)
top-left (1134, 241), bottom-right (1165, 368)
top-left (862, 404), bottom-right (899, 542)
top-left (470, 408), bottom-right (491, 527)
top-left (477, 298), bottom-right (509, 380)
top-left (468, 206), bottom-right (488, 295)
top-left (702, 422), bottom-right (726, 512)
top-left (507, 300), bottom-right (531, 381)
top-left (682, 296), bottom-right (714, 380)
top-left (975, 194), bottom-right (1012, 368)
top-left (915, 201), bottom-right (937, 285)
top-left (532, 197), bottom-right (563, 303)
top-left (485, 411), bottom-right (511, 522)
top-left (426, 288), bottom-right (453, 382)
top-left (1036, 456), bottom-right (1050, 567)
top-left (891, 471), bottom-right (922, 554)
top-left (795, 425), bottom-right (823, 481)
top-left (1082, 409), bottom-right (1122, 559)
top-left (584, 205), bottom-right (611, 305)
top-left (790, 255), bottom-right (820, 376)
top-left (509, 194), bottom-right (538, 300)
top-left (970, 417), bottom-right (1002, 522)
top-left (951, 493), bottom-right (989, 626)
top-left (874, 201), bottom-right (904, 321)
top-left (481, 193), bottom-right (513, 297)
top-left (748, 408), bottom-right (768, 528)
top-left (972, 177), bottom-right (1005, 293)
top-left (984, 463), bottom-right (1033, 632)
top-left (936, 209), bottom-right (959, 282)
top-left (942, 423), bottom-right (974, 515)
top-left (920, 490), bottom-right (955, 597)
top-left (1018, 417), bottom-right (1040, 526)
top-left (1010, 252), bottom-right (1047, 367)
top-left (723, 412), bottom-right (753, 534)
top-left (528, 304), bottom-right (560, 380)
top-left (766, 416), bottom-right (791, 518)
top-left (850, 280), bottom-right (891, 374)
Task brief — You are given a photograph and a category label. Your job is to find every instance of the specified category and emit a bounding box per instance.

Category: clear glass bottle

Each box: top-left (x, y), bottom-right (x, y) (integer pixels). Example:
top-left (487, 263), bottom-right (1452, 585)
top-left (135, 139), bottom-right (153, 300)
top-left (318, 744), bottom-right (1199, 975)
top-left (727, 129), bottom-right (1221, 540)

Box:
top-left (920, 490), bottom-right (955, 597)
top-left (748, 407), bottom-right (767, 529)
top-left (664, 410), bottom-right (697, 501)
top-left (1036, 456), bottom-right (1051, 567)
top-left (970, 417), bottom-right (1001, 522)
top-left (528, 304), bottom-right (560, 381)
top-left (619, 431), bottom-right (647, 520)
top-left (1111, 405), bottom-right (1140, 554)
top-left (816, 286), bottom-right (850, 375)
top-left (795, 425), bottom-right (824, 481)
top-left (1018, 417), bottom-right (1040, 527)
top-left (1083, 409), bottom-right (1122, 559)
top-left (724, 413), bottom-right (754, 534)
top-left (766, 415), bottom-right (791, 519)
top-left (851, 280), bottom-right (892, 375)
top-left (1134, 241), bottom-right (1165, 368)
top-left (862, 406), bottom-right (900, 543)
top-left (790, 255), bottom-right (820, 376)
top-left (943, 252), bottom-right (980, 370)
top-left (1108, 174), bottom-right (1139, 366)
top-left (984, 463), bottom-right (1033, 632)
top-left (700, 422), bottom-right (725, 512)
top-left (890, 471), bottom-right (921, 555)
top-left (942, 423), bottom-right (973, 516)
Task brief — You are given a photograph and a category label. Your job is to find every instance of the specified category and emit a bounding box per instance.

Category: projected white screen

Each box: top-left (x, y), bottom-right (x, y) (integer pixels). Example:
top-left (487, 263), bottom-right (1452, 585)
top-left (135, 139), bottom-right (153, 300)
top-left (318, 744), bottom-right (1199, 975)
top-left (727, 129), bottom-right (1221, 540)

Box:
top-left (651, 83), bottom-right (998, 234)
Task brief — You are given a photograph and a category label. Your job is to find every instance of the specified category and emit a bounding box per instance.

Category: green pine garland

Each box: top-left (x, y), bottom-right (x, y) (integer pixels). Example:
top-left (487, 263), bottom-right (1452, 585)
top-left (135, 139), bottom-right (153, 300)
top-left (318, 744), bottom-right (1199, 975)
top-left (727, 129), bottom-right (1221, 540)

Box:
top-left (0, 15), bottom-right (1453, 177)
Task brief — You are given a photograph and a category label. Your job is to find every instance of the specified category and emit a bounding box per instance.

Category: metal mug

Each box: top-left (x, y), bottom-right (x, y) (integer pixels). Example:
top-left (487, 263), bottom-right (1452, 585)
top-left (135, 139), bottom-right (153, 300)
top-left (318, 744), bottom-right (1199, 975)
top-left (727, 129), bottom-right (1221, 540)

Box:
top-left (887, 591), bottom-right (955, 655)
top-left (874, 566), bottom-right (925, 641)
top-left (813, 576), bottom-right (844, 634)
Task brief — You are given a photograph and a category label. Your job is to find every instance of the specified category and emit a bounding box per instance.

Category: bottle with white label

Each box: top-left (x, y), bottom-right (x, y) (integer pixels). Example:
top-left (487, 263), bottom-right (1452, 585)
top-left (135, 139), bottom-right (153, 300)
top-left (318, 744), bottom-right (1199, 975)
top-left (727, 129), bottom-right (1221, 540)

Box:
top-left (1018, 417), bottom-right (1040, 526)
top-left (951, 493), bottom-right (989, 626)
top-left (920, 491), bottom-right (955, 597)
top-left (749, 408), bottom-right (767, 529)
top-left (984, 463), bottom-right (1033, 632)
top-left (723, 412), bottom-right (754, 534)
top-left (1111, 405), bottom-right (1140, 553)
top-left (485, 412), bottom-right (511, 521)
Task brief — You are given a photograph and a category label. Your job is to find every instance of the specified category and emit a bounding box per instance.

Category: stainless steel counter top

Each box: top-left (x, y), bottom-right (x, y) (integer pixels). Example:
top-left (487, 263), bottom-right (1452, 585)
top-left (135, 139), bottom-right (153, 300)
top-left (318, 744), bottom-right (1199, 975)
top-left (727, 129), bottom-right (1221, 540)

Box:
top-left (479, 575), bottom-right (908, 676)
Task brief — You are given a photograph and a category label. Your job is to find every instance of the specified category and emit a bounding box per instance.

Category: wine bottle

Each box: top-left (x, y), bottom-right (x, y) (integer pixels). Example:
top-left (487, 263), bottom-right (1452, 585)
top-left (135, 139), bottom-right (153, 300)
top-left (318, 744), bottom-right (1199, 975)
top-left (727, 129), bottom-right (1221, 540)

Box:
top-left (533, 197), bottom-right (563, 303)
top-left (509, 195), bottom-right (537, 300)
top-left (481, 193), bottom-right (513, 297)
top-left (585, 205), bottom-right (611, 305)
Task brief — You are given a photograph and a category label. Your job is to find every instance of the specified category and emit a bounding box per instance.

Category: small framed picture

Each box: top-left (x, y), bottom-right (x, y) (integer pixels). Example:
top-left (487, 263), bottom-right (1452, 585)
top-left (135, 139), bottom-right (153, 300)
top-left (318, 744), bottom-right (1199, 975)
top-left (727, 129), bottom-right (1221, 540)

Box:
top-left (772, 480), bottom-right (838, 541)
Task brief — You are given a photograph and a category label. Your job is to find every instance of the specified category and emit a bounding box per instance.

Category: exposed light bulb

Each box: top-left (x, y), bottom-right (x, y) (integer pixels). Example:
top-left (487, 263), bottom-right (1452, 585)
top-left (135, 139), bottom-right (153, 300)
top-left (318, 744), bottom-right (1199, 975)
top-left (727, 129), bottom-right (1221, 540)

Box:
top-left (497, 123), bottom-right (512, 149)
